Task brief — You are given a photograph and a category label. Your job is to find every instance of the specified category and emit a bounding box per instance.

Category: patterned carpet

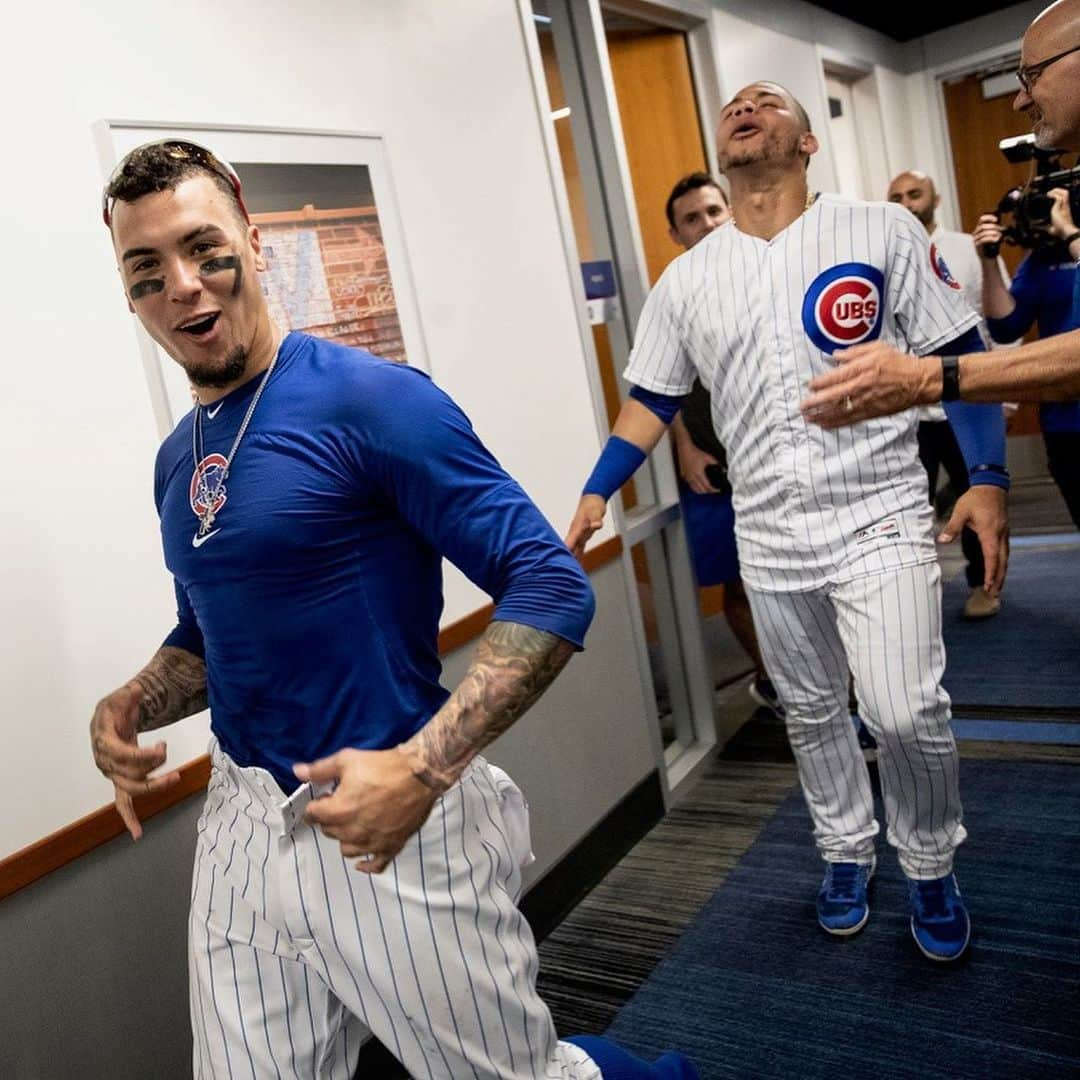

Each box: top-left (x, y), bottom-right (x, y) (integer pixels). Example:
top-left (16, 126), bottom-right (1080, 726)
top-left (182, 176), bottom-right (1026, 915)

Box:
top-left (941, 538), bottom-right (1080, 714)
top-left (362, 732), bottom-right (1077, 1076)
top-left (535, 760), bottom-right (798, 1035)
top-left (602, 757), bottom-right (1080, 1079)
top-left (537, 734), bottom-right (1080, 1054)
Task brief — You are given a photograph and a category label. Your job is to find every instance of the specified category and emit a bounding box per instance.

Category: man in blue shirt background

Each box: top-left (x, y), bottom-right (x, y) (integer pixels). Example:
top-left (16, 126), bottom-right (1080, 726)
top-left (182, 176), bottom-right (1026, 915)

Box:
top-left (972, 211), bottom-right (1080, 527)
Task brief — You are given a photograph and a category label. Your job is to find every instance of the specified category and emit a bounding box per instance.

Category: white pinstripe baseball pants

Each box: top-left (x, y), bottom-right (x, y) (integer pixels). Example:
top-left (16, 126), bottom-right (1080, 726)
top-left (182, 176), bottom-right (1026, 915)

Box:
top-left (746, 561), bottom-right (966, 880)
top-left (188, 741), bottom-right (601, 1079)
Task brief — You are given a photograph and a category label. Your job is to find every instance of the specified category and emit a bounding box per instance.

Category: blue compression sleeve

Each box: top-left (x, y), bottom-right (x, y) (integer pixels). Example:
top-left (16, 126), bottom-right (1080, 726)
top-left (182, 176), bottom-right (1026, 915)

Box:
top-left (629, 384), bottom-right (686, 424)
top-left (582, 435), bottom-right (646, 499)
top-left (938, 327), bottom-right (1009, 490)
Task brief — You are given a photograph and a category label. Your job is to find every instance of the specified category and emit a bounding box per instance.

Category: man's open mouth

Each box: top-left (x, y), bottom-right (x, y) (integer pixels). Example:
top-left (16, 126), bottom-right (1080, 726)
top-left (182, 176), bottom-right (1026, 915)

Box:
top-left (733, 122), bottom-right (761, 138)
top-left (177, 313), bottom-right (221, 337)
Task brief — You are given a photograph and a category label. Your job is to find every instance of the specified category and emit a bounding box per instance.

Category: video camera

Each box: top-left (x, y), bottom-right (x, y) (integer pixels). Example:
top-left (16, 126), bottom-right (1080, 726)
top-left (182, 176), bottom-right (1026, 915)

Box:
top-left (985, 134), bottom-right (1080, 253)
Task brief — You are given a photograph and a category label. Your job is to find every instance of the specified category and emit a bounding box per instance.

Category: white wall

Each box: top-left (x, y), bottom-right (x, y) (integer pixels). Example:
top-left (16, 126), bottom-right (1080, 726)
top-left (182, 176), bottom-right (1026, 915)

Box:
top-left (901, 1), bottom-right (1043, 71)
top-left (708, 0), bottom-right (898, 69)
top-left (0, 0), bottom-right (609, 856)
top-left (874, 64), bottom-right (919, 184)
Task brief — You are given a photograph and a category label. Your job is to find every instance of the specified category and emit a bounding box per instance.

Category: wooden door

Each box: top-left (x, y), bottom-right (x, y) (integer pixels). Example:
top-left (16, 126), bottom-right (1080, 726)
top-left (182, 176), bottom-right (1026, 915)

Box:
top-left (942, 72), bottom-right (1031, 273)
top-left (943, 71), bottom-right (1042, 437)
top-left (606, 29), bottom-right (708, 286)
top-left (539, 21), bottom-right (717, 624)
top-left (607, 28), bottom-right (721, 616)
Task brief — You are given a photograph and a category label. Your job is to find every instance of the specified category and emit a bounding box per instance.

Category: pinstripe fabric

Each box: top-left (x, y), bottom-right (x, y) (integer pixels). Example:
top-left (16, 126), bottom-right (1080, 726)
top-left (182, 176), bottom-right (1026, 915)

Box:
top-left (746, 562), bottom-right (965, 879)
top-left (188, 742), bottom-right (601, 1080)
top-left (624, 195), bottom-right (979, 593)
top-left (623, 194), bottom-right (972, 884)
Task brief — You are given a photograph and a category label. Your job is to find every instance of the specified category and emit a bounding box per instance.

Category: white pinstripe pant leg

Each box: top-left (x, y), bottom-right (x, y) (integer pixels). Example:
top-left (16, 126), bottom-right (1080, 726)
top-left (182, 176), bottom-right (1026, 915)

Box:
top-left (189, 745), bottom-right (601, 1080)
top-left (288, 760), bottom-right (600, 1080)
top-left (745, 585), bottom-right (879, 865)
top-left (189, 752), bottom-right (370, 1080)
top-left (832, 562), bottom-right (966, 879)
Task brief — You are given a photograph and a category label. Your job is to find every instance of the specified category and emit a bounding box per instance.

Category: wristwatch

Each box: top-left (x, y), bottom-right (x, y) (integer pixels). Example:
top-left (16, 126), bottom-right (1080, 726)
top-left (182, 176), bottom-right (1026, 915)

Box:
top-left (940, 355), bottom-right (961, 402)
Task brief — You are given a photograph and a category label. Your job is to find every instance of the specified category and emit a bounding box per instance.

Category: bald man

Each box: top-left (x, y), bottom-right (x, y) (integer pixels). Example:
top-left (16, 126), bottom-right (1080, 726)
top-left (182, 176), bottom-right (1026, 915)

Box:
top-left (887, 170), bottom-right (1013, 618)
top-left (802, 0), bottom-right (1080, 423)
top-left (887, 171), bottom-right (1010, 328)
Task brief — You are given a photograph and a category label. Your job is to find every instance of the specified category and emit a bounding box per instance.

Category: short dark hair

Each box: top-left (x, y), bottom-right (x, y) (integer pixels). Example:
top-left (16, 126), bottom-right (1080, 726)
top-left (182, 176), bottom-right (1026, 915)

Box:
top-left (104, 143), bottom-right (246, 225)
top-left (665, 172), bottom-right (726, 229)
top-left (794, 99), bottom-right (812, 133)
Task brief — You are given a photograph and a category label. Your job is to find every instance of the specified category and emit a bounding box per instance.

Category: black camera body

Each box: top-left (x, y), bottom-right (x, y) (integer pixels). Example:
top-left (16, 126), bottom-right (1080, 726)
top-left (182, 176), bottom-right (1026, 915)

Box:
top-left (987, 134), bottom-right (1080, 252)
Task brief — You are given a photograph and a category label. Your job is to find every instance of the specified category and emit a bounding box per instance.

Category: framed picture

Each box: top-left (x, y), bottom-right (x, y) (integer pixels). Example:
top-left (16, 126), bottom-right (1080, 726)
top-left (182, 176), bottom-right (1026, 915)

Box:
top-left (94, 122), bottom-right (430, 436)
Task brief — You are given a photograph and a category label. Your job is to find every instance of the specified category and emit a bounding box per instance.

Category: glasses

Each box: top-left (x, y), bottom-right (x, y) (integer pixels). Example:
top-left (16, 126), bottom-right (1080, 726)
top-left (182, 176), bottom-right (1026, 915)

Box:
top-left (1015, 43), bottom-right (1080, 93)
top-left (102, 139), bottom-right (249, 227)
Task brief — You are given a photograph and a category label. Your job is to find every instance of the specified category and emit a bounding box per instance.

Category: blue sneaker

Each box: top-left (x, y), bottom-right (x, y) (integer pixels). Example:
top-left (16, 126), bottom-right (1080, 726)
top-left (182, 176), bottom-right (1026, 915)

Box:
top-left (908, 873), bottom-right (971, 961)
top-left (816, 859), bottom-right (874, 935)
top-left (655, 1051), bottom-right (701, 1079)
top-left (851, 714), bottom-right (878, 761)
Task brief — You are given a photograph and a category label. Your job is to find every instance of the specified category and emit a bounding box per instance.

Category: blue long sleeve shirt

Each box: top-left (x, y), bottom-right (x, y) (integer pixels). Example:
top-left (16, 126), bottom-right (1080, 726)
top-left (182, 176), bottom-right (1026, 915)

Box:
top-left (155, 332), bottom-right (594, 793)
top-left (986, 250), bottom-right (1080, 433)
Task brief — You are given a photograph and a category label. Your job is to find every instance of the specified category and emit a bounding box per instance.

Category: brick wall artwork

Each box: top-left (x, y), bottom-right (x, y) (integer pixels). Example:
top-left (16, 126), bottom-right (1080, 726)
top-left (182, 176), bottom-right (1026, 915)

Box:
top-left (255, 204), bottom-right (407, 363)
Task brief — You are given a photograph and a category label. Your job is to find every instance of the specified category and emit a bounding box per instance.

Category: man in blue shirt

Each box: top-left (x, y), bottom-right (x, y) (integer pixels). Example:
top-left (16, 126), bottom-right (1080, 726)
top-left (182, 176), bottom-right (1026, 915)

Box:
top-left (89, 140), bottom-right (696, 1080)
top-left (972, 211), bottom-right (1080, 526)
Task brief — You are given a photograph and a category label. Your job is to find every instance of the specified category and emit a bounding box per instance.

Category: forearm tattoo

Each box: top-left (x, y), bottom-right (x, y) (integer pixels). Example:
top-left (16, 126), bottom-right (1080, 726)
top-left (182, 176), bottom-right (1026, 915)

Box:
top-left (399, 621), bottom-right (575, 792)
top-left (132, 647), bottom-right (208, 732)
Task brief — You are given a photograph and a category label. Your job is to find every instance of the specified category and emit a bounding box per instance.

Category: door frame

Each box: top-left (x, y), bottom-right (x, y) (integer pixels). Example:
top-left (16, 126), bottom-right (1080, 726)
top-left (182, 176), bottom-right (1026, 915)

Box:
top-left (518, 0), bottom-right (724, 799)
top-left (923, 42), bottom-right (1022, 234)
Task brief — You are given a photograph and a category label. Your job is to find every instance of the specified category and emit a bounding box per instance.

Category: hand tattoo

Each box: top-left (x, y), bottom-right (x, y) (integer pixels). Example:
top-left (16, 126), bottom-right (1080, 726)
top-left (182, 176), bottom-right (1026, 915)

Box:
top-left (398, 621), bottom-right (574, 792)
top-left (132, 646), bottom-right (208, 731)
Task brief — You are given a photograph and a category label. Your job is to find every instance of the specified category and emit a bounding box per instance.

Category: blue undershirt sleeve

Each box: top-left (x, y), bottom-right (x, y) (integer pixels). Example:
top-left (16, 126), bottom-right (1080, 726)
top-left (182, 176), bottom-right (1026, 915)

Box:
top-left (580, 385), bottom-right (683, 497)
top-left (582, 436), bottom-right (646, 499)
top-left (628, 385), bottom-right (686, 424)
top-left (985, 255), bottom-right (1038, 343)
top-left (940, 327), bottom-right (1010, 490)
top-left (161, 580), bottom-right (206, 659)
top-left (354, 365), bottom-right (595, 648)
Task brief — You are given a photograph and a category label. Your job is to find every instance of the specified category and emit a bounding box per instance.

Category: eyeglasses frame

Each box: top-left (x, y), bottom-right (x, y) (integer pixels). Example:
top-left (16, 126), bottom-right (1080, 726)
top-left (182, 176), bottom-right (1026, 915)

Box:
top-left (1016, 42), bottom-right (1080, 93)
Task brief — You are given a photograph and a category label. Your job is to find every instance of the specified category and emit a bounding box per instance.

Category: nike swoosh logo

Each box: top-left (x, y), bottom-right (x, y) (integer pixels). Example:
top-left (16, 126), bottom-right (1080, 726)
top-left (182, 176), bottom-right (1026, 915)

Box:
top-left (206, 402), bottom-right (224, 419)
top-left (192, 529), bottom-right (220, 548)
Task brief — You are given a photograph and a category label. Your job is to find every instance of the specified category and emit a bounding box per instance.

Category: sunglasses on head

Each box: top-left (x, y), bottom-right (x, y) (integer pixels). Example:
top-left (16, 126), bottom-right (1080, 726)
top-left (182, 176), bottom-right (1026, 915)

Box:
top-left (102, 139), bottom-right (250, 227)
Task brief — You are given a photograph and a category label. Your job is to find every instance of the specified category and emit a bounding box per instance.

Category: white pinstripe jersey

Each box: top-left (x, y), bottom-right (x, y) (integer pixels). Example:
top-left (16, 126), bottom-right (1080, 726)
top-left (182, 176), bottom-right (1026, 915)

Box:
top-left (625, 194), bottom-right (980, 592)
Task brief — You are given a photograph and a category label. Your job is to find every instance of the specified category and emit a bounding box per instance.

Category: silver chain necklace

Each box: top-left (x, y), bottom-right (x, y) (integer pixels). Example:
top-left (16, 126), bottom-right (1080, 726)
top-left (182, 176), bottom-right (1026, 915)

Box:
top-left (731, 188), bottom-right (817, 232)
top-left (191, 341), bottom-right (281, 536)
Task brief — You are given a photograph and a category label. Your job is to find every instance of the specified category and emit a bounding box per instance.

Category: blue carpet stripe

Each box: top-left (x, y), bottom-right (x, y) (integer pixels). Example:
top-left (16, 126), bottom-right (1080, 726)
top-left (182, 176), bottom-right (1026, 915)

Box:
top-left (941, 543), bottom-right (1080, 711)
top-left (604, 761), bottom-right (1080, 1080)
top-left (952, 719), bottom-right (1080, 744)
top-left (1008, 532), bottom-right (1080, 549)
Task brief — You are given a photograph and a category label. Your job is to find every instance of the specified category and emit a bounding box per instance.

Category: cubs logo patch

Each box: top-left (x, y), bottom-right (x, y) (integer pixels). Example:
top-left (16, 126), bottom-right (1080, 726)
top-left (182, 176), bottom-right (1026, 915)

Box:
top-left (802, 262), bottom-right (885, 355)
top-left (190, 452), bottom-right (229, 523)
top-left (929, 243), bottom-right (962, 290)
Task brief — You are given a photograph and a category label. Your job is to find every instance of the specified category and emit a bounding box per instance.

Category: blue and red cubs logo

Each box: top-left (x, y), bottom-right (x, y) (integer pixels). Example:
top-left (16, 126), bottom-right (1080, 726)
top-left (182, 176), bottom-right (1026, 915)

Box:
top-left (190, 453), bottom-right (229, 522)
top-left (802, 263), bottom-right (885, 355)
top-left (929, 243), bottom-right (962, 290)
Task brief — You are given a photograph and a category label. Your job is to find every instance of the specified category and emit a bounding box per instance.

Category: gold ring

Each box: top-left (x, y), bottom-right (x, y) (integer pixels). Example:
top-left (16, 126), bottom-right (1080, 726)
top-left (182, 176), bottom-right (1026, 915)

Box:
top-left (843, 395), bottom-right (854, 413)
